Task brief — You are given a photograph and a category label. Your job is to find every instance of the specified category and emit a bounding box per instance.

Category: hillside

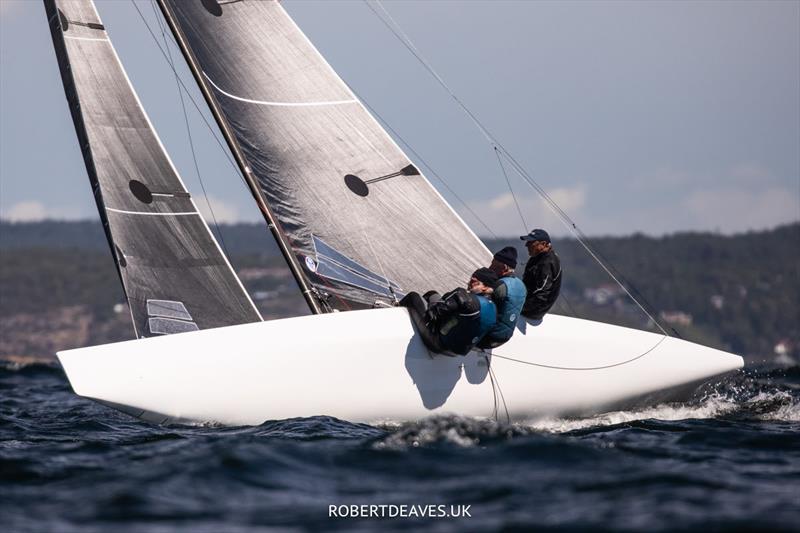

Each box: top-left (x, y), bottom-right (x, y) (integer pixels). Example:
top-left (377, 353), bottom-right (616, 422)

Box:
top-left (1, 220), bottom-right (797, 363)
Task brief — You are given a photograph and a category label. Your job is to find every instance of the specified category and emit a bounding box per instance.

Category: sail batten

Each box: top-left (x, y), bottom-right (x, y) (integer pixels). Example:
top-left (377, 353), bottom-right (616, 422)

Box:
top-left (45, 0), bottom-right (262, 336)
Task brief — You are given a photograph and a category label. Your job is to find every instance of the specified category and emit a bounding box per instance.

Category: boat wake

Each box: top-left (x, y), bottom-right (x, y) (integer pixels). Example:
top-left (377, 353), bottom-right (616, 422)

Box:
top-left (373, 365), bottom-right (800, 447)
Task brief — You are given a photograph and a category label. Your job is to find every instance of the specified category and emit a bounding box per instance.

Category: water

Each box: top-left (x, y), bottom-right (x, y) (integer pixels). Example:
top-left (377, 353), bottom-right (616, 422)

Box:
top-left (2, 362), bottom-right (798, 532)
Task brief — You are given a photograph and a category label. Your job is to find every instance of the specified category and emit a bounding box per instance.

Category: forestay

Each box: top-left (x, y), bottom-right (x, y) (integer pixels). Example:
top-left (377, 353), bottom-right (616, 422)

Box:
top-left (45, 0), bottom-right (261, 336)
top-left (158, 0), bottom-right (491, 311)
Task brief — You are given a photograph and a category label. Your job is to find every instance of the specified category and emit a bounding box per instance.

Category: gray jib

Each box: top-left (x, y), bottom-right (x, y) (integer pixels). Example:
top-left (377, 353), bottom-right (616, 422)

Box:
top-left (160, 0), bottom-right (491, 311)
top-left (45, 0), bottom-right (261, 336)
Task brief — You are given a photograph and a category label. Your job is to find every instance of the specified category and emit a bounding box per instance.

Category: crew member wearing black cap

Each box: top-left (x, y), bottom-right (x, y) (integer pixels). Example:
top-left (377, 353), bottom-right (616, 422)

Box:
top-left (399, 268), bottom-right (498, 356)
top-left (477, 246), bottom-right (527, 348)
top-left (519, 229), bottom-right (562, 320)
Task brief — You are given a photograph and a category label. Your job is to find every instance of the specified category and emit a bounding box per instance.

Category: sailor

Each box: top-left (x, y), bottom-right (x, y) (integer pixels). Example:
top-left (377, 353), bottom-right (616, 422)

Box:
top-left (519, 228), bottom-right (562, 320)
top-left (399, 268), bottom-right (498, 356)
top-left (477, 246), bottom-right (527, 348)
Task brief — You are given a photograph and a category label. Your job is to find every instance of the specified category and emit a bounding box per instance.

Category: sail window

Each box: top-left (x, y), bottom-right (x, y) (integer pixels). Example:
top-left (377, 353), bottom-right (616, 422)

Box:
top-left (146, 299), bottom-right (193, 321)
top-left (148, 317), bottom-right (200, 335)
top-left (129, 180), bottom-right (153, 204)
top-left (310, 235), bottom-right (403, 298)
top-left (315, 260), bottom-right (403, 299)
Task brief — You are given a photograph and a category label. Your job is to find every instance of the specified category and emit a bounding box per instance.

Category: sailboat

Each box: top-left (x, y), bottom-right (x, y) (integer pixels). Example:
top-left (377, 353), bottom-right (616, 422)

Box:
top-left (47, 0), bottom-right (742, 426)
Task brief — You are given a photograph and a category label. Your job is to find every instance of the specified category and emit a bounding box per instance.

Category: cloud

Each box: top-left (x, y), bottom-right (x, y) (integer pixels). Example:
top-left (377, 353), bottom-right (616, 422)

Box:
top-left (683, 186), bottom-right (800, 233)
top-left (467, 185), bottom-right (587, 237)
top-left (605, 163), bottom-right (799, 235)
top-left (629, 163), bottom-right (775, 191)
top-left (1, 201), bottom-right (48, 222)
top-left (546, 186), bottom-right (587, 212)
top-left (195, 195), bottom-right (241, 225)
top-left (0, 201), bottom-right (87, 222)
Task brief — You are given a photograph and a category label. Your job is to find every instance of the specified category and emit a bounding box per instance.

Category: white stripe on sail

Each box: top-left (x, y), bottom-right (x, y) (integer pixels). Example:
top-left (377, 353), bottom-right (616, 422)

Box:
top-left (105, 207), bottom-right (199, 216)
top-left (203, 72), bottom-right (358, 107)
top-left (64, 35), bottom-right (109, 42)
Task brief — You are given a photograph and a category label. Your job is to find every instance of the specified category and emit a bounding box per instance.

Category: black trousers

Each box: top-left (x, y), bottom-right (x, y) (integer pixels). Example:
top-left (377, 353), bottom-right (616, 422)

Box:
top-left (399, 292), bottom-right (444, 353)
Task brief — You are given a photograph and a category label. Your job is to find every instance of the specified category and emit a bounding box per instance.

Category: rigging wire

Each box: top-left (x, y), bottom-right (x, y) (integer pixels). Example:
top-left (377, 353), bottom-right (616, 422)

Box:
top-left (353, 92), bottom-right (498, 240)
top-left (129, 1), bottom-right (247, 190)
top-left (498, 147), bottom-right (669, 332)
top-left (493, 146), bottom-right (528, 233)
top-left (134, 0), bottom-right (499, 252)
top-left (366, 1), bottom-right (494, 145)
top-left (147, 0), bottom-right (231, 258)
top-left (365, 0), bottom-right (670, 337)
top-left (132, 0), bottom-right (355, 314)
top-left (131, 0), bottom-right (665, 327)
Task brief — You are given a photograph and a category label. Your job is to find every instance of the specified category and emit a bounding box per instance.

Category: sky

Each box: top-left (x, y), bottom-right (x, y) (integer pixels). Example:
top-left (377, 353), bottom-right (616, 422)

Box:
top-left (0, 0), bottom-right (798, 238)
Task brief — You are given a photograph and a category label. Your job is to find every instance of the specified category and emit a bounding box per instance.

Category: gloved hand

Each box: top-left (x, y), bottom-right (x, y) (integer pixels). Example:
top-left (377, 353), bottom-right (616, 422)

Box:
top-left (424, 302), bottom-right (445, 324)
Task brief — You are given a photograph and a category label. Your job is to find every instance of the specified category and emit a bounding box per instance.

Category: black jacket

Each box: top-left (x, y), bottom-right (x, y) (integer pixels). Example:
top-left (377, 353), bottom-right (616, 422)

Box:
top-left (521, 250), bottom-right (562, 319)
top-left (424, 288), bottom-right (496, 355)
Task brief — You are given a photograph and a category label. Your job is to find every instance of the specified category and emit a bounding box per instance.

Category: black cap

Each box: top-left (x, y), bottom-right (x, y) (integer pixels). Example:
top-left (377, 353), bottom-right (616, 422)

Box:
top-left (520, 228), bottom-right (551, 243)
top-left (471, 267), bottom-right (499, 287)
top-left (492, 246), bottom-right (518, 268)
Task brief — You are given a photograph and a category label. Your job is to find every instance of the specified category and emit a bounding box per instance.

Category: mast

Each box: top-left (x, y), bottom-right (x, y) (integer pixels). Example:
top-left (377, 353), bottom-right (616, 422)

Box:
top-left (155, 0), bottom-right (323, 314)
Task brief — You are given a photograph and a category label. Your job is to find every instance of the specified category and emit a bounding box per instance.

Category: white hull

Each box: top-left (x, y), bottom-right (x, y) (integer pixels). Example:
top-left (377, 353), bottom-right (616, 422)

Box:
top-left (57, 308), bottom-right (743, 426)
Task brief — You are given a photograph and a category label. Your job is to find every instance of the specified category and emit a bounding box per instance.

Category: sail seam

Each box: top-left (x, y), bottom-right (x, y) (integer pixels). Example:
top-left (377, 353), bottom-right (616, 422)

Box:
top-left (203, 72), bottom-right (358, 107)
top-left (63, 35), bottom-right (109, 42)
top-left (105, 207), bottom-right (199, 216)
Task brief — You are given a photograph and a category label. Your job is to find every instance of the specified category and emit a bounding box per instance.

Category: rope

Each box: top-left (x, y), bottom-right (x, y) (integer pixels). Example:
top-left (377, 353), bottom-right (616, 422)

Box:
top-left (487, 357), bottom-right (510, 423)
top-left (366, 0), bottom-right (670, 337)
top-left (148, 0), bottom-right (231, 259)
top-left (492, 335), bottom-right (666, 371)
top-left (493, 146), bottom-right (527, 233)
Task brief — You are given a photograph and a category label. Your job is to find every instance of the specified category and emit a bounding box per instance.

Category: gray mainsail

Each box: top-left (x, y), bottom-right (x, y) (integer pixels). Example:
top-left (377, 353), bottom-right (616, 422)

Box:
top-left (157, 0), bottom-right (491, 312)
top-left (45, 0), bottom-right (262, 336)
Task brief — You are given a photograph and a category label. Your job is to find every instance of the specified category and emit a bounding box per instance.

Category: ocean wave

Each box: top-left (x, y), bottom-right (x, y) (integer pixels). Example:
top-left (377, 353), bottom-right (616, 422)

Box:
top-left (0, 359), bottom-right (62, 374)
top-left (524, 395), bottom-right (741, 434)
top-left (373, 415), bottom-right (532, 449)
top-left (370, 365), bottom-right (800, 442)
top-left (526, 366), bottom-right (800, 432)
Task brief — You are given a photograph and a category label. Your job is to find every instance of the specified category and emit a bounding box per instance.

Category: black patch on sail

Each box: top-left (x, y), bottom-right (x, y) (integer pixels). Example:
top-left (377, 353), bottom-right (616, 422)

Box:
top-left (401, 164), bottom-right (420, 176)
top-left (129, 180), bottom-right (153, 204)
top-left (115, 244), bottom-right (127, 268)
top-left (344, 174), bottom-right (369, 197)
top-left (201, 0), bottom-right (223, 17)
top-left (57, 8), bottom-right (69, 31)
